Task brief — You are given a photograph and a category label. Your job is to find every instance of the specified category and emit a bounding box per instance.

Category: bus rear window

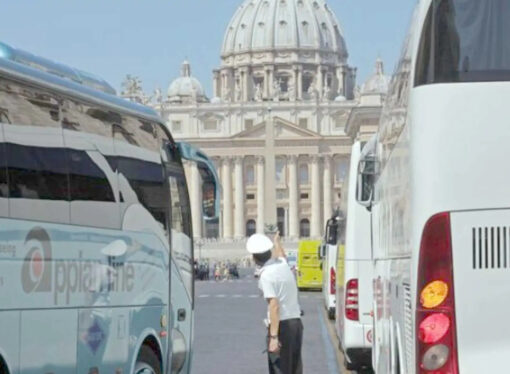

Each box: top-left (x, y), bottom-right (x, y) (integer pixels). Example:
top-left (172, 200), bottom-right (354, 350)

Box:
top-left (415, 0), bottom-right (510, 86)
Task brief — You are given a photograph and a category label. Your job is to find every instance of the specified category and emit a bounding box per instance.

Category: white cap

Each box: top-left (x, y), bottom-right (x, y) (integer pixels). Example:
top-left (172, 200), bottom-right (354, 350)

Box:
top-left (246, 234), bottom-right (274, 254)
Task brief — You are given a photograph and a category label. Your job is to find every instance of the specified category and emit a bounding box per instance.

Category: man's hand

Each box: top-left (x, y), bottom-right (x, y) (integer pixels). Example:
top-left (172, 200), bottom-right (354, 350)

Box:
top-left (268, 336), bottom-right (281, 353)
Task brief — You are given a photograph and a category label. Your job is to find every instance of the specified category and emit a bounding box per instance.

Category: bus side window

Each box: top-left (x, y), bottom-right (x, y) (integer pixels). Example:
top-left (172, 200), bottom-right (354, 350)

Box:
top-left (167, 161), bottom-right (193, 300)
top-left (68, 149), bottom-right (115, 202)
top-left (0, 125), bottom-right (7, 217)
top-left (113, 119), bottom-right (169, 235)
top-left (62, 97), bottom-right (121, 229)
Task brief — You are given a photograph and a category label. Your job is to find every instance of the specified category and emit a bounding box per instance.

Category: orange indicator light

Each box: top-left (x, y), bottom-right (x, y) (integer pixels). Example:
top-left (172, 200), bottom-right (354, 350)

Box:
top-left (420, 280), bottom-right (448, 309)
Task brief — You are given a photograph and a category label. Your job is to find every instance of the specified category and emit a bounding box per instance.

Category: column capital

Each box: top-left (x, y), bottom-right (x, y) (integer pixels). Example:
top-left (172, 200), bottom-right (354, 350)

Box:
top-left (221, 156), bottom-right (233, 166)
top-left (321, 154), bottom-right (333, 163)
top-left (287, 154), bottom-right (299, 163)
top-left (234, 155), bottom-right (244, 164)
top-left (310, 154), bottom-right (320, 164)
top-left (255, 155), bottom-right (265, 165)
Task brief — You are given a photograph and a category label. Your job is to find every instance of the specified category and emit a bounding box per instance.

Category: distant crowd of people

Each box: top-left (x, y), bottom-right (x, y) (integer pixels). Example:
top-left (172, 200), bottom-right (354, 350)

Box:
top-left (194, 257), bottom-right (253, 281)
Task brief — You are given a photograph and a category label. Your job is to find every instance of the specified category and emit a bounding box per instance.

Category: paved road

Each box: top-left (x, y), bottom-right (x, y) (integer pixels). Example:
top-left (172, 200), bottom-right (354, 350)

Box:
top-left (192, 271), bottom-right (346, 374)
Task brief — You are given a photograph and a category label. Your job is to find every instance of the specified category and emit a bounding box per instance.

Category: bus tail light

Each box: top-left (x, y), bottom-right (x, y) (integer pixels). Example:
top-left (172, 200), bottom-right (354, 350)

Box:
top-left (416, 212), bottom-right (459, 374)
top-left (330, 267), bottom-right (336, 295)
top-left (345, 279), bottom-right (359, 321)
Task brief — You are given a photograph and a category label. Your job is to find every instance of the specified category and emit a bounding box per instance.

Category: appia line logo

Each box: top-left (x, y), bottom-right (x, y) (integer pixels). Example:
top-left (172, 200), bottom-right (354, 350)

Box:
top-left (21, 227), bottom-right (135, 305)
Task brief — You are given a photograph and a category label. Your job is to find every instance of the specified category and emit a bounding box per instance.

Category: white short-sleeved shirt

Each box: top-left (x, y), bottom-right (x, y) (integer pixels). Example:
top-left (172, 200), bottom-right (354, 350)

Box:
top-left (258, 257), bottom-right (301, 321)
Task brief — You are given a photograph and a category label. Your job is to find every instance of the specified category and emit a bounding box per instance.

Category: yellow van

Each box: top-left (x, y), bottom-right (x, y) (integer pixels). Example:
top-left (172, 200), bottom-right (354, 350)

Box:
top-left (296, 240), bottom-right (323, 290)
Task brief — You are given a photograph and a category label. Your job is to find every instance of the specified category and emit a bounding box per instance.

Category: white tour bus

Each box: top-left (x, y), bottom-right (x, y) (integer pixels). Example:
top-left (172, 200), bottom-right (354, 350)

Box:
top-left (335, 140), bottom-right (374, 372)
top-left (357, 1), bottom-right (510, 373)
top-left (319, 214), bottom-right (340, 320)
top-left (0, 42), bottom-right (220, 374)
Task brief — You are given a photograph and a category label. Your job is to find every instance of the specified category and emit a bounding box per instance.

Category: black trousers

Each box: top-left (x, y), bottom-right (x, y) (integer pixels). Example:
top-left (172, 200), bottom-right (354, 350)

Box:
top-left (268, 318), bottom-right (303, 374)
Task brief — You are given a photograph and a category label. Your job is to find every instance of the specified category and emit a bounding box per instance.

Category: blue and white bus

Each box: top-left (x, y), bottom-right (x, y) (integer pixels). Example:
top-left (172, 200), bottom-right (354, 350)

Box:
top-left (0, 41), bottom-right (220, 374)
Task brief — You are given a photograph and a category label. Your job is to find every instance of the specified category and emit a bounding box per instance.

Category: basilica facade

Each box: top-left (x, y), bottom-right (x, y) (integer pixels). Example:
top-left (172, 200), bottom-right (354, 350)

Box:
top-left (127, 0), bottom-right (390, 242)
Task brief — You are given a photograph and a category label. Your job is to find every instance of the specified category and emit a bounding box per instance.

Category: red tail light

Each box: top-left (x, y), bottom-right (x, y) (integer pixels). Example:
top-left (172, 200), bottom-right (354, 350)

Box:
top-left (416, 212), bottom-right (458, 374)
top-left (330, 267), bottom-right (336, 295)
top-left (345, 278), bottom-right (359, 321)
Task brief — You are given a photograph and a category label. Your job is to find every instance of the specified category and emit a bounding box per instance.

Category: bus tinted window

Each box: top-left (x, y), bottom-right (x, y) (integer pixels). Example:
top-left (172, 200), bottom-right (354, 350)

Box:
top-left (7, 143), bottom-right (69, 200)
top-left (0, 142), bottom-right (7, 198)
top-left (113, 156), bottom-right (168, 229)
top-left (416, 0), bottom-right (510, 85)
top-left (69, 149), bottom-right (115, 202)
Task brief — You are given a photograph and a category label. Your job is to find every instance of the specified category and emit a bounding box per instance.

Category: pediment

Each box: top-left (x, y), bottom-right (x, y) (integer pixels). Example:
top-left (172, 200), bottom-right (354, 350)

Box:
top-left (234, 116), bottom-right (320, 139)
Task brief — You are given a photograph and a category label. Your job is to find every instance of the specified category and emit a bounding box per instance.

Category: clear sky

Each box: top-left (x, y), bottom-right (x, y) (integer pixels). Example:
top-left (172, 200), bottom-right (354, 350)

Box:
top-left (0, 0), bottom-right (416, 97)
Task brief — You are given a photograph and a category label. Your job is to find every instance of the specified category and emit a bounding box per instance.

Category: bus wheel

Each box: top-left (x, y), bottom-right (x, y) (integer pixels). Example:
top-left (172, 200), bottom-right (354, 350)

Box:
top-left (135, 345), bottom-right (162, 374)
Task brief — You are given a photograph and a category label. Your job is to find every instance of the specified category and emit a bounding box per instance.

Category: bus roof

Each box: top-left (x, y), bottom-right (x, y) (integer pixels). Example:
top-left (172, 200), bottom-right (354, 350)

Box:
top-left (0, 41), bottom-right (161, 123)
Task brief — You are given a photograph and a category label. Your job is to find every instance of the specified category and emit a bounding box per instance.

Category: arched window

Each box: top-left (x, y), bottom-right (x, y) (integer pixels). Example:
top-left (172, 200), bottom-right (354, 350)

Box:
top-left (300, 219), bottom-right (310, 238)
top-left (299, 163), bottom-right (309, 184)
top-left (246, 219), bottom-right (256, 237)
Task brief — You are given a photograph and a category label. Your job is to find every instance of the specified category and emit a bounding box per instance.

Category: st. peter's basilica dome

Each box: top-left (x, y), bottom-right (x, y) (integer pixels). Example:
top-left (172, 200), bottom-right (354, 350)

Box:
top-left (222, 0), bottom-right (348, 60)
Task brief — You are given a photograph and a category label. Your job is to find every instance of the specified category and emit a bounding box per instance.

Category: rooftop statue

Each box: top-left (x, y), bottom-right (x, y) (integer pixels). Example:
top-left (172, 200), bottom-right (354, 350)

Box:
top-left (121, 75), bottom-right (145, 104)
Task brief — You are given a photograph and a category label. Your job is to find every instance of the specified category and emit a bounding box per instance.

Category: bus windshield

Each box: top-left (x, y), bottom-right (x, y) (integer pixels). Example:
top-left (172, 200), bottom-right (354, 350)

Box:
top-left (416, 0), bottom-right (510, 85)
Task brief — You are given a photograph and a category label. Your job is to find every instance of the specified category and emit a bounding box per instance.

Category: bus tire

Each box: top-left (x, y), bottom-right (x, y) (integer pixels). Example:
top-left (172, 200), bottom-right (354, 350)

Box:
top-left (135, 345), bottom-right (162, 374)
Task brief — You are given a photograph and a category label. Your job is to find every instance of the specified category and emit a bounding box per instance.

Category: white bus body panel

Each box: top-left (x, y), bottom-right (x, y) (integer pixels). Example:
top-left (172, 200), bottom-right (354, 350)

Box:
top-left (373, 80), bottom-right (510, 373)
top-left (322, 243), bottom-right (338, 315)
top-left (336, 142), bottom-right (374, 368)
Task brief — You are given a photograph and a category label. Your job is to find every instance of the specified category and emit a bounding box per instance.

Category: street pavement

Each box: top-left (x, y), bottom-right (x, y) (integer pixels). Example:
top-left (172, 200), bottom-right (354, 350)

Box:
top-left (192, 270), bottom-right (346, 374)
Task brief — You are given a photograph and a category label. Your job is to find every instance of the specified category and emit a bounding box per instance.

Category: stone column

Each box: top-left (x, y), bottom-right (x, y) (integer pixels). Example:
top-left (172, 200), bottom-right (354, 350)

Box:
top-left (264, 68), bottom-right (270, 98)
top-left (222, 157), bottom-right (233, 239)
top-left (323, 155), bottom-right (333, 223)
top-left (297, 68), bottom-right (303, 100)
top-left (234, 156), bottom-right (245, 238)
top-left (190, 163), bottom-right (202, 239)
top-left (311, 155), bottom-right (322, 238)
top-left (288, 155), bottom-right (299, 239)
top-left (213, 70), bottom-right (220, 98)
top-left (256, 156), bottom-right (265, 233)
top-left (317, 66), bottom-right (323, 99)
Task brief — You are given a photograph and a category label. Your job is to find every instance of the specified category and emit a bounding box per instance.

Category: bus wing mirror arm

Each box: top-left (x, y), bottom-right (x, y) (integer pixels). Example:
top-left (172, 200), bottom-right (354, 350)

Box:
top-left (177, 142), bottom-right (222, 221)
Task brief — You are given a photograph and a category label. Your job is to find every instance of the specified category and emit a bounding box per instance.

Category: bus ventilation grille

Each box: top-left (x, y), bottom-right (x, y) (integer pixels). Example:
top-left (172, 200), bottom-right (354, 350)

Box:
top-left (403, 282), bottom-right (413, 373)
top-left (472, 227), bottom-right (510, 269)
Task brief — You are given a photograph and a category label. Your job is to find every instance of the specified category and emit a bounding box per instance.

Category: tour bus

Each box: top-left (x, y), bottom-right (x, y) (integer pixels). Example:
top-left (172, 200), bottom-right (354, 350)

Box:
top-left (356, 1), bottom-right (510, 373)
top-left (335, 141), bottom-right (374, 372)
top-left (296, 240), bottom-right (322, 290)
top-left (319, 213), bottom-right (341, 320)
top-left (0, 42), bottom-right (220, 374)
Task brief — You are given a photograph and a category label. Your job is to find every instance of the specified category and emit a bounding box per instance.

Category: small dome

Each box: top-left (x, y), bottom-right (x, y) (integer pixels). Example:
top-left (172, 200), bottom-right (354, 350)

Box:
top-left (334, 95), bottom-right (346, 102)
top-left (210, 96), bottom-right (222, 104)
top-left (222, 0), bottom-right (347, 59)
top-left (361, 58), bottom-right (390, 95)
top-left (168, 60), bottom-right (208, 103)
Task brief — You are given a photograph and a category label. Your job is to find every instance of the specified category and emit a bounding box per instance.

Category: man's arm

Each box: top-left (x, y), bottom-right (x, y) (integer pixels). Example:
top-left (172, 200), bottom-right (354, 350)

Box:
top-left (273, 231), bottom-right (286, 259)
top-left (268, 297), bottom-right (280, 352)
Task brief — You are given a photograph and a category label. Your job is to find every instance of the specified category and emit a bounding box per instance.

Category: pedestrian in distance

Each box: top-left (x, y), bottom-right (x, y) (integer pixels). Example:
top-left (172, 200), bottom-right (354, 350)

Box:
top-left (246, 232), bottom-right (303, 374)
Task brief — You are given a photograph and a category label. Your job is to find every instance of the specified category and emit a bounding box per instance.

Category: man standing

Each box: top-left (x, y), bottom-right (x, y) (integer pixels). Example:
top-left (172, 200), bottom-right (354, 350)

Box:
top-left (246, 232), bottom-right (303, 374)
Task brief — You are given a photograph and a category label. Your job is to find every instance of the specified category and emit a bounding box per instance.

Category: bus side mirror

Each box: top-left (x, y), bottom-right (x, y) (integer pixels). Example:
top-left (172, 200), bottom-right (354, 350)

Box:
top-left (177, 142), bottom-right (222, 220)
top-left (356, 157), bottom-right (379, 209)
top-left (325, 219), bottom-right (338, 246)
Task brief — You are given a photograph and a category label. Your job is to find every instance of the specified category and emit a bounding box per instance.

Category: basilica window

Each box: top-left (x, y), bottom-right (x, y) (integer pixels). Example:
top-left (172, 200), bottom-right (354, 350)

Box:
top-left (245, 119), bottom-right (254, 130)
top-left (246, 219), bottom-right (256, 237)
top-left (245, 164), bottom-right (255, 185)
top-left (299, 163), bottom-right (309, 184)
top-left (275, 157), bottom-right (286, 184)
top-left (335, 157), bottom-right (349, 183)
top-left (298, 118), bottom-right (308, 129)
top-left (172, 120), bottom-right (182, 133)
top-left (300, 219), bottom-right (310, 238)
top-left (203, 119), bottom-right (218, 132)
